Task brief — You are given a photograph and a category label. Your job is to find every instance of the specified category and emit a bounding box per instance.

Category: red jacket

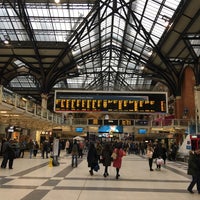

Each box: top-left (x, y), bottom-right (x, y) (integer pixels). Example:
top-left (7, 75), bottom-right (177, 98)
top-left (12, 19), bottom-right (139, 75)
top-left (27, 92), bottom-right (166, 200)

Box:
top-left (113, 148), bottom-right (125, 169)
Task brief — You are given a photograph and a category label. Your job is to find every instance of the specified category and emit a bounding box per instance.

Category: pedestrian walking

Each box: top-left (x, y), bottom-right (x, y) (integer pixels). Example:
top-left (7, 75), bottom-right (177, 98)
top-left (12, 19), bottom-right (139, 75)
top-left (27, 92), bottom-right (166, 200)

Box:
top-left (96, 141), bottom-right (103, 162)
top-left (65, 140), bottom-right (70, 154)
top-left (87, 142), bottom-right (98, 176)
top-left (27, 139), bottom-right (34, 159)
top-left (101, 142), bottom-right (112, 177)
top-left (1, 139), bottom-right (15, 169)
top-left (187, 150), bottom-right (200, 194)
top-left (42, 140), bottom-right (50, 159)
top-left (112, 142), bottom-right (126, 179)
top-left (155, 156), bottom-right (164, 170)
top-left (71, 139), bottom-right (79, 167)
top-left (146, 143), bottom-right (154, 171)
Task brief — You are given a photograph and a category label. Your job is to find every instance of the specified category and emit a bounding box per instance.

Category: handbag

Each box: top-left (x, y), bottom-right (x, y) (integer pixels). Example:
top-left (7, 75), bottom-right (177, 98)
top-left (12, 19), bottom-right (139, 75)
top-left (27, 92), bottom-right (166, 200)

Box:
top-left (111, 152), bottom-right (117, 160)
top-left (93, 164), bottom-right (100, 172)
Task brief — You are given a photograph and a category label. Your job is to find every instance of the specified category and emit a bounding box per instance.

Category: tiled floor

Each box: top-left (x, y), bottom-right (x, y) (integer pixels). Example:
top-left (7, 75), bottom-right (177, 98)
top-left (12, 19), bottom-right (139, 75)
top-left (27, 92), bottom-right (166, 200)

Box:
top-left (0, 151), bottom-right (198, 200)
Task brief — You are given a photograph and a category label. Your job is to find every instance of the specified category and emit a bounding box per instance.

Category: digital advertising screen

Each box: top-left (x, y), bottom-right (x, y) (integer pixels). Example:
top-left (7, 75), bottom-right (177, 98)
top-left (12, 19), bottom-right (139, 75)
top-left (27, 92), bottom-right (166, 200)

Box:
top-left (138, 128), bottom-right (147, 134)
top-left (75, 127), bottom-right (84, 133)
top-left (98, 125), bottom-right (123, 133)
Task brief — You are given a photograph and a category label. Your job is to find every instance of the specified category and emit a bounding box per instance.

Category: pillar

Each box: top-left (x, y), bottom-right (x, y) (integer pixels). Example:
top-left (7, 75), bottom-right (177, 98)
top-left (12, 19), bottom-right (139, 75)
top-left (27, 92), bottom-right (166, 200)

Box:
top-left (0, 85), bottom-right (2, 103)
top-left (41, 93), bottom-right (48, 109)
top-left (194, 86), bottom-right (200, 115)
top-left (194, 86), bottom-right (200, 134)
top-left (175, 96), bottom-right (182, 119)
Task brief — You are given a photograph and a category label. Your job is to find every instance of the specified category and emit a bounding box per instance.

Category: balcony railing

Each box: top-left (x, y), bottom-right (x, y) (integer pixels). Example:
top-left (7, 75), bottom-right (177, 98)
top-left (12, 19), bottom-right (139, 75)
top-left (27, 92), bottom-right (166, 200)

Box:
top-left (63, 118), bottom-right (193, 128)
top-left (0, 86), bottom-right (63, 125)
top-left (0, 85), bottom-right (196, 132)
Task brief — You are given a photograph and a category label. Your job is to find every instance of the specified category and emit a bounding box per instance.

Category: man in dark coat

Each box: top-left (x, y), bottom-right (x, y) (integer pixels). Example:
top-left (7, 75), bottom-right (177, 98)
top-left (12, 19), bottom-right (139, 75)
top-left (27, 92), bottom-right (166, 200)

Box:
top-left (1, 139), bottom-right (15, 169)
top-left (71, 139), bottom-right (79, 167)
top-left (187, 150), bottom-right (200, 193)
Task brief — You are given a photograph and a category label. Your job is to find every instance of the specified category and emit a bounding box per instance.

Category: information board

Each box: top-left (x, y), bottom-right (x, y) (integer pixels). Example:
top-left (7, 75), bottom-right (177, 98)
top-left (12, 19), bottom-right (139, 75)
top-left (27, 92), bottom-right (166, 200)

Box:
top-left (54, 90), bottom-right (167, 113)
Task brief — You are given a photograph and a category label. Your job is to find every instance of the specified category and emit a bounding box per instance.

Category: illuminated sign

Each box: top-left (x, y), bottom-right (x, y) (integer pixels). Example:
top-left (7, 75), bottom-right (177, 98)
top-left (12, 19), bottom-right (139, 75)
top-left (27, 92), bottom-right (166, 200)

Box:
top-left (88, 119), bottom-right (103, 125)
top-left (54, 90), bottom-right (167, 113)
top-left (138, 128), bottom-right (147, 134)
top-left (98, 125), bottom-right (123, 133)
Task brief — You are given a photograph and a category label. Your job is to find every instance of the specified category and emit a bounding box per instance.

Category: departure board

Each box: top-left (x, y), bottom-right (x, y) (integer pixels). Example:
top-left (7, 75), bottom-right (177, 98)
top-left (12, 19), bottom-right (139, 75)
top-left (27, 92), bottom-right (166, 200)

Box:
top-left (54, 90), bottom-right (167, 113)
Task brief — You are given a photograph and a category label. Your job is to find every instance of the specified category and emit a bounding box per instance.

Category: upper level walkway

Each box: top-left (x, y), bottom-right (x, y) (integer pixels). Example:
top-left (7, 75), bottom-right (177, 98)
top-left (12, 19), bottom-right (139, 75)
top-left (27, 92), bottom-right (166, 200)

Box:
top-left (0, 151), bottom-right (197, 200)
top-left (0, 86), bottom-right (63, 130)
top-left (0, 85), bottom-right (196, 133)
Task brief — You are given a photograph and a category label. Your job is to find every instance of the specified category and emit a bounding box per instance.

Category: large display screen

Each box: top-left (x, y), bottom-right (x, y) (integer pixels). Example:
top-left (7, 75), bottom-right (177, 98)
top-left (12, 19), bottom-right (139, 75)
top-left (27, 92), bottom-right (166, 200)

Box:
top-left (138, 128), bottom-right (147, 134)
top-left (54, 90), bottom-right (167, 113)
top-left (75, 127), bottom-right (84, 133)
top-left (98, 125), bottom-right (123, 133)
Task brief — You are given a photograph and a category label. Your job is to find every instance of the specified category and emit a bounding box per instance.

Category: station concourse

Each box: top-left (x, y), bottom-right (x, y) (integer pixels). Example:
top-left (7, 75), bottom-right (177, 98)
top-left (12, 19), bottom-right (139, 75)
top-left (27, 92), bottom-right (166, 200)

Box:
top-left (0, 151), bottom-right (196, 200)
top-left (0, 1), bottom-right (200, 200)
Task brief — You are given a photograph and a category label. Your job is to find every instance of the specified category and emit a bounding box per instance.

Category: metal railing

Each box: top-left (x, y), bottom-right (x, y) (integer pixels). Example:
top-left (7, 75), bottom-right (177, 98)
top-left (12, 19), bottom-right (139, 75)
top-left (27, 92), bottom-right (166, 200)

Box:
top-left (63, 117), bottom-right (193, 128)
top-left (0, 85), bottom-right (196, 131)
top-left (0, 86), bottom-right (63, 125)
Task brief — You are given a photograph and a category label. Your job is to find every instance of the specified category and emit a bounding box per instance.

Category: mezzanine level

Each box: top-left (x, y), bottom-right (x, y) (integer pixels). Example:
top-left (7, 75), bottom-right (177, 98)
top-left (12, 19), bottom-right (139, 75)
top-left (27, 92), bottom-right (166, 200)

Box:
top-left (61, 117), bottom-right (195, 136)
top-left (0, 85), bottom-right (197, 135)
top-left (0, 86), bottom-right (63, 130)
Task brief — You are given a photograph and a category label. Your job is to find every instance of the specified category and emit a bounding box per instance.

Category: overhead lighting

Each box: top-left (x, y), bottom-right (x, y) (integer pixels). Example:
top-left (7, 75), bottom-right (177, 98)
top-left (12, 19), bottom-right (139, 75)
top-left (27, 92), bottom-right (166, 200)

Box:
top-left (0, 111), bottom-right (8, 114)
top-left (105, 114), bottom-right (109, 120)
top-left (21, 97), bottom-right (27, 101)
top-left (140, 64), bottom-right (145, 70)
top-left (161, 15), bottom-right (170, 22)
top-left (161, 15), bottom-right (171, 27)
top-left (4, 40), bottom-right (9, 45)
top-left (14, 59), bottom-right (25, 67)
top-left (54, 0), bottom-right (60, 3)
top-left (1, 35), bottom-right (11, 45)
top-left (147, 50), bottom-right (153, 56)
top-left (3, 114), bottom-right (19, 117)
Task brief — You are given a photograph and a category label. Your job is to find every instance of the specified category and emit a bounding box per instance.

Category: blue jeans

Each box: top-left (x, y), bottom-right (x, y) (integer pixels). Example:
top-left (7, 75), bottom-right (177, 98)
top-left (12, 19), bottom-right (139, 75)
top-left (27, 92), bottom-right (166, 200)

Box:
top-left (72, 155), bottom-right (77, 167)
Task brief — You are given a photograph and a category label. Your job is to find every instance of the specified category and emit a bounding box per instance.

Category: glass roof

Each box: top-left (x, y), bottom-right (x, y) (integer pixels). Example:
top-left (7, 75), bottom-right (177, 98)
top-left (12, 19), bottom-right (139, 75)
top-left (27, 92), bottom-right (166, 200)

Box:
top-left (0, 0), bottom-right (182, 92)
top-left (189, 35), bottom-right (200, 57)
top-left (0, 2), bottom-right (91, 42)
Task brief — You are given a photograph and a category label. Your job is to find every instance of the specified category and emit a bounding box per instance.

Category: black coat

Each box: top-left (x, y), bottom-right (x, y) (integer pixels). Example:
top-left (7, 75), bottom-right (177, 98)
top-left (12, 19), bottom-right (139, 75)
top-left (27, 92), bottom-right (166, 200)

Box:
top-left (3, 142), bottom-right (16, 159)
top-left (102, 145), bottom-right (112, 166)
top-left (87, 145), bottom-right (98, 168)
top-left (8, 145), bottom-right (15, 159)
top-left (188, 152), bottom-right (200, 176)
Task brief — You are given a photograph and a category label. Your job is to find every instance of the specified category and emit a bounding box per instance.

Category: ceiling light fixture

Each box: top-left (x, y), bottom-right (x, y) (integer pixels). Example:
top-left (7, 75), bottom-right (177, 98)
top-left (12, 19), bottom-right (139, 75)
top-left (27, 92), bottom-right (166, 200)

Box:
top-left (4, 40), bottom-right (9, 45)
top-left (161, 15), bottom-right (171, 27)
top-left (0, 111), bottom-right (8, 114)
top-left (2, 35), bottom-right (10, 45)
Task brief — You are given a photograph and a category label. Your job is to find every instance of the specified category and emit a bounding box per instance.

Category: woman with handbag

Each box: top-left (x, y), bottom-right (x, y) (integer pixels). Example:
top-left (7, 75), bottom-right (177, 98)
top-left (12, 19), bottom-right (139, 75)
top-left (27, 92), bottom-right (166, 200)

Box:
top-left (112, 142), bottom-right (126, 179)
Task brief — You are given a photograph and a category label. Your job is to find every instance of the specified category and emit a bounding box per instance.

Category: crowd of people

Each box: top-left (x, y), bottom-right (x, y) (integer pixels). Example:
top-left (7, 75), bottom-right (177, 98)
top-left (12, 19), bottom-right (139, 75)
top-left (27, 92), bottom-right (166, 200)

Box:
top-left (86, 140), bottom-right (126, 179)
top-left (0, 137), bottom-right (61, 169)
top-left (0, 137), bottom-right (180, 179)
top-left (2, 136), bottom-right (200, 194)
top-left (0, 136), bottom-right (195, 194)
top-left (85, 140), bottom-right (176, 179)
